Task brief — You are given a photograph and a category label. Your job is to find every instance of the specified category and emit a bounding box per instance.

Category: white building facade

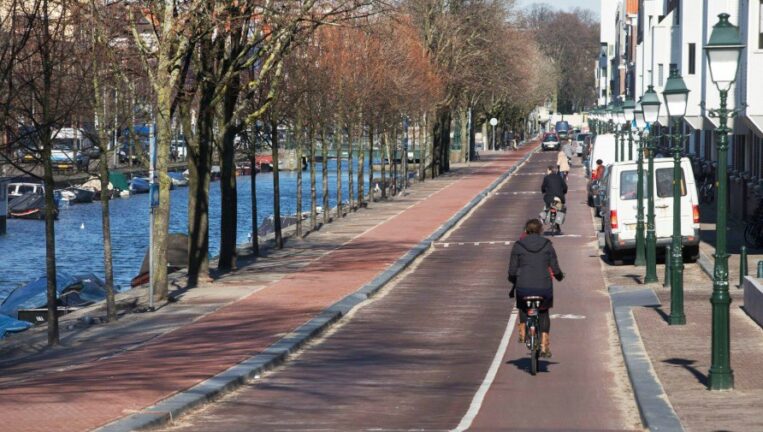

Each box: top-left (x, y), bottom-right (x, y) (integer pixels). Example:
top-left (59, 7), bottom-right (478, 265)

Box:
top-left (596, 0), bottom-right (763, 220)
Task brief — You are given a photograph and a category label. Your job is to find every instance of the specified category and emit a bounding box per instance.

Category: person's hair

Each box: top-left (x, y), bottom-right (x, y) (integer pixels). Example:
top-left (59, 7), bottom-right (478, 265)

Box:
top-left (525, 219), bottom-right (543, 234)
top-left (596, 159), bottom-right (603, 165)
top-left (548, 165), bottom-right (556, 172)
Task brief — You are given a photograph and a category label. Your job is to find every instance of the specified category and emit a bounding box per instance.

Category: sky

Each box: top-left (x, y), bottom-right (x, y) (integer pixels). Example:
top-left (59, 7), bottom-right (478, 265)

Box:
top-left (517, 0), bottom-right (600, 19)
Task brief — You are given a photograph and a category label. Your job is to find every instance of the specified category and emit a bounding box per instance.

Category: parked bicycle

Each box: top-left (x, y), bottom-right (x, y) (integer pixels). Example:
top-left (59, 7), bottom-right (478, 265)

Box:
top-left (744, 201), bottom-right (763, 248)
top-left (522, 296), bottom-right (545, 376)
top-left (699, 176), bottom-right (715, 204)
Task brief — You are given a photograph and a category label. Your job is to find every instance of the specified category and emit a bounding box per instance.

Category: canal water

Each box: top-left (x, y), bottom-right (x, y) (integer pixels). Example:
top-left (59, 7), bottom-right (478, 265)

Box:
top-left (0, 159), bottom-right (371, 301)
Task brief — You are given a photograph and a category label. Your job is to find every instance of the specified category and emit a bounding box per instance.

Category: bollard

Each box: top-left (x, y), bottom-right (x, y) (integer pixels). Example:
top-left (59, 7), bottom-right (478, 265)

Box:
top-left (758, 260), bottom-right (763, 278)
top-left (663, 245), bottom-right (671, 287)
top-left (739, 246), bottom-right (748, 288)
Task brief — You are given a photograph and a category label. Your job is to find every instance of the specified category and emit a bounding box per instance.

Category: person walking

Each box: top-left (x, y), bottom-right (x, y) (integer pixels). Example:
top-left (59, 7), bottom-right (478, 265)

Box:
top-left (557, 148), bottom-right (570, 180)
top-left (508, 218), bottom-right (564, 357)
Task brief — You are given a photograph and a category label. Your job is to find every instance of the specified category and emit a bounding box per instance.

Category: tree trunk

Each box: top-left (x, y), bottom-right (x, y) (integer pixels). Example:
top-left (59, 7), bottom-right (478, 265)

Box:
top-left (91, 19), bottom-right (116, 321)
top-left (460, 108), bottom-right (468, 163)
top-left (309, 126), bottom-right (317, 229)
top-left (393, 127), bottom-right (398, 195)
top-left (418, 117), bottom-right (425, 181)
top-left (381, 131), bottom-right (388, 199)
top-left (347, 124), bottom-right (354, 210)
top-left (217, 77), bottom-right (240, 271)
top-left (321, 127), bottom-right (329, 225)
top-left (186, 45), bottom-right (214, 286)
top-left (356, 121), bottom-right (364, 206)
top-left (335, 125), bottom-right (343, 218)
top-left (271, 119), bottom-right (283, 248)
top-left (250, 125), bottom-right (258, 256)
top-left (295, 122), bottom-right (303, 237)
top-left (367, 123), bottom-right (374, 202)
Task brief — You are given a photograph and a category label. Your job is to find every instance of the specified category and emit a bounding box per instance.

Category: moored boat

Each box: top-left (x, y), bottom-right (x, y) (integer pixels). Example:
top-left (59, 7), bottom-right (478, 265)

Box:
top-left (129, 177), bottom-right (150, 194)
top-left (8, 192), bottom-right (58, 220)
top-left (59, 186), bottom-right (95, 204)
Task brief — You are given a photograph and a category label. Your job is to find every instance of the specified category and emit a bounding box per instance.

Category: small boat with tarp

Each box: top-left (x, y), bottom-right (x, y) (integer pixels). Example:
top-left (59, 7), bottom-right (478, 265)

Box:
top-left (130, 233), bottom-right (189, 287)
top-left (0, 272), bottom-right (108, 323)
top-left (129, 177), bottom-right (150, 194)
top-left (8, 192), bottom-right (59, 220)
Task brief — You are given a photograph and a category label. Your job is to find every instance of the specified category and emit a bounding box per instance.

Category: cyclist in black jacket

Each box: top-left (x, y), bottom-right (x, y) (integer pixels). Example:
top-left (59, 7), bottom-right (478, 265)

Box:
top-left (541, 165), bottom-right (568, 208)
top-left (508, 219), bottom-right (564, 358)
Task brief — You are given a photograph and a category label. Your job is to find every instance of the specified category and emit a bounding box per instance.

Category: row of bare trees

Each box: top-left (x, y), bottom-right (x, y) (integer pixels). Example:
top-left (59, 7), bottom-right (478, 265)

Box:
top-left (0, 0), bottom-right (581, 346)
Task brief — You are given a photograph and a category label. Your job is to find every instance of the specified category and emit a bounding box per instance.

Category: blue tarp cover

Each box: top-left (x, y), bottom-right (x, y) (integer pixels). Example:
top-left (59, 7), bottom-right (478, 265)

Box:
top-left (0, 314), bottom-right (32, 338)
top-left (0, 272), bottom-right (107, 319)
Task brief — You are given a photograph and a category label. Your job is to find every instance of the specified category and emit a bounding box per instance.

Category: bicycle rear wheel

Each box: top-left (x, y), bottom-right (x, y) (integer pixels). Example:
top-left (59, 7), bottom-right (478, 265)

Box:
top-left (530, 346), bottom-right (539, 375)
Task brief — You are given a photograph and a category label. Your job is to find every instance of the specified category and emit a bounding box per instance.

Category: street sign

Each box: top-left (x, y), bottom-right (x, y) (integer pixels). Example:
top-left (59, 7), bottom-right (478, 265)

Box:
top-left (489, 118), bottom-right (498, 126)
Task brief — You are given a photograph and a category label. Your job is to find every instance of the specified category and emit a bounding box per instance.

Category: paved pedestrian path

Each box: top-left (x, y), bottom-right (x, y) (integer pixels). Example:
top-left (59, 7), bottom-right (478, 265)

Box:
top-left (601, 177), bottom-right (763, 431)
top-left (152, 149), bottom-right (641, 431)
top-left (0, 146), bottom-right (535, 432)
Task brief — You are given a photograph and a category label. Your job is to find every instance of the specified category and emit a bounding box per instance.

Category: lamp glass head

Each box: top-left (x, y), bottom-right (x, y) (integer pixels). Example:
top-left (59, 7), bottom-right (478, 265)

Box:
top-left (704, 13), bottom-right (744, 89)
top-left (662, 67), bottom-right (690, 118)
top-left (641, 85), bottom-right (661, 124)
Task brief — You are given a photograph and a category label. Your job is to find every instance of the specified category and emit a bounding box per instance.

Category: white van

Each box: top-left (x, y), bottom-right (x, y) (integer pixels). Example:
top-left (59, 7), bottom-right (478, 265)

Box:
top-left (600, 157), bottom-right (700, 264)
top-left (587, 133), bottom-right (641, 206)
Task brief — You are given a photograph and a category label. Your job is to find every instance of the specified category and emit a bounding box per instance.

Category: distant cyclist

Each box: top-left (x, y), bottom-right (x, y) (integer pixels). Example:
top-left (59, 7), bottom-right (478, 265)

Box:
top-left (508, 218), bottom-right (564, 357)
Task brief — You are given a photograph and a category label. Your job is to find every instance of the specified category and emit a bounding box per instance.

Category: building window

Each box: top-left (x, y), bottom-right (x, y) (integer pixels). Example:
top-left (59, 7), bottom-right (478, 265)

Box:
top-left (688, 43), bottom-right (696, 74)
top-left (658, 64), bottom-right (664, 86)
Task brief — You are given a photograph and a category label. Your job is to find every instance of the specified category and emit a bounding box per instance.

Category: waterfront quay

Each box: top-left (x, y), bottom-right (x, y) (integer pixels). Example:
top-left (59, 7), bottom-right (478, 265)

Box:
top-left (0, 144), bottom-right (538, 431)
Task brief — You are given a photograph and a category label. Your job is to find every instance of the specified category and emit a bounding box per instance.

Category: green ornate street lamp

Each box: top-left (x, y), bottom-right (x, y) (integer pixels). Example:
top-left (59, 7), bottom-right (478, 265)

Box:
top-left (705, 12), bottom-right (743, 391)
top-left (615, 105), bottom-right (626, 161)
top-left (632, 99), bottom-right (646, 266)
top-left (608, 104), bottom-right (619, 161)
top-left (623, 98), bottom-right (636, 160)
top-left (641, 86), bottom-right (661, 283)
top-left (662, 67), bottom-right (690, 326)
top-left (612, 105), bottom-right (625, 162)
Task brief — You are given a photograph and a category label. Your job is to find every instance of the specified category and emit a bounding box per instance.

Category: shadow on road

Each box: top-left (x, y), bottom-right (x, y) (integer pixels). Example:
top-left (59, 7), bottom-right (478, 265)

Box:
top-left (506, 357), bottom-right (559, 374)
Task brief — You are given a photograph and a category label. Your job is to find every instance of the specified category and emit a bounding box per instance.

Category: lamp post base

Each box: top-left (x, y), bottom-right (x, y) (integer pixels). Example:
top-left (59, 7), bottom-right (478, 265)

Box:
top-left (669, 313), bottom-right (686, 325)
top-left (708, 367), bottom-right (734, 391)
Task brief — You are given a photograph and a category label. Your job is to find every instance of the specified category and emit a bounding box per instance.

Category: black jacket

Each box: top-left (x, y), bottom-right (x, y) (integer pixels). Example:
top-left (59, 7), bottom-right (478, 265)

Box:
top-left (508, 234), bottom-right (563, 304)
top-left (541, 173), bottom-right (567, 202)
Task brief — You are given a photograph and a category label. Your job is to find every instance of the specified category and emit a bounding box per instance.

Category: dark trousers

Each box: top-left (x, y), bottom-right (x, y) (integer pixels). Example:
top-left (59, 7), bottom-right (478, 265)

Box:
top-left (519, 308), bottom-right (550, 333)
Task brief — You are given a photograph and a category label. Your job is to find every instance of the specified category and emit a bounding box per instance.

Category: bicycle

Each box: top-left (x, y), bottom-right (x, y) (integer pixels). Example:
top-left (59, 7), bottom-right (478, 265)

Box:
top-left (699, 176), bottom-right (715, 204)
top-left (744, 202), bottom-right (763, 248)
top-left (522, 296), bottom-right (545, 376)
top-left (540, 197), bottom-right (565, 236)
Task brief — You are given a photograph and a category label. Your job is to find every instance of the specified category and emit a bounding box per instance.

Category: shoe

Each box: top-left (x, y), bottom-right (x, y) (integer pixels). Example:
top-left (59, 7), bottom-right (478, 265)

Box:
top-left (540, 332), bottom-right (552, 358)
top-left (517, 322), bottom-right (526, 343)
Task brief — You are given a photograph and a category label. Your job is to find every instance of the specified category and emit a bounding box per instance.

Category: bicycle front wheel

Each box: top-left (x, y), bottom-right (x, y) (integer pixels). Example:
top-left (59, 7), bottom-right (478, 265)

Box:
top-left (530, 345), bottom-right (539, 375)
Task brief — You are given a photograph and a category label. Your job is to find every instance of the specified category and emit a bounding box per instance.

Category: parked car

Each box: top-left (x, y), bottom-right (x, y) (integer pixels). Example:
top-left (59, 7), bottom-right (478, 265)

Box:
top-left (51, 144), bottom-right (76, 171)
top-left (600, 158), bottom-right (700, 264)
top-left (541, 133), bottom-right (560, 151)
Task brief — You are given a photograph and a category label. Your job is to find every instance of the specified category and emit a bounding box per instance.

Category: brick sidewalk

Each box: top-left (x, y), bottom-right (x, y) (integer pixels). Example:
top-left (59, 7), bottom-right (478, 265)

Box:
top-left (602, 199), bottom-right (763, 431)
top-left (0, 145), bottom-right (536, 432)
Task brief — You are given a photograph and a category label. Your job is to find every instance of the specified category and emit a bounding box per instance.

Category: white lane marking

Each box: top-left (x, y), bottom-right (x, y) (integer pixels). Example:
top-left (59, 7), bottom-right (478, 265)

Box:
top-left (433, 241), bottom-right (513, 248)
top-left (550, 314), bottom-right (586, 320)
top-left (547, 234), bottom-right (582, 238)
top-left (452, 310), bottom-right (517, 432)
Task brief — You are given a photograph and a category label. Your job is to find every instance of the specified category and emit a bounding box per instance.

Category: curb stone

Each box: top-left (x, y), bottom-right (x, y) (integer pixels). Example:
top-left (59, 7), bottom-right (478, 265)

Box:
top-left (97, 147), bottom-right (538, 432)
top-left (609, 285), bottom-right (685, 432)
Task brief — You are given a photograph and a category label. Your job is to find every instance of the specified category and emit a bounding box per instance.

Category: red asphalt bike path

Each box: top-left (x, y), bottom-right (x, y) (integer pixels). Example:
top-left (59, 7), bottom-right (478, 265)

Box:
top-left (0, 145), bottom-right (535, 432)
